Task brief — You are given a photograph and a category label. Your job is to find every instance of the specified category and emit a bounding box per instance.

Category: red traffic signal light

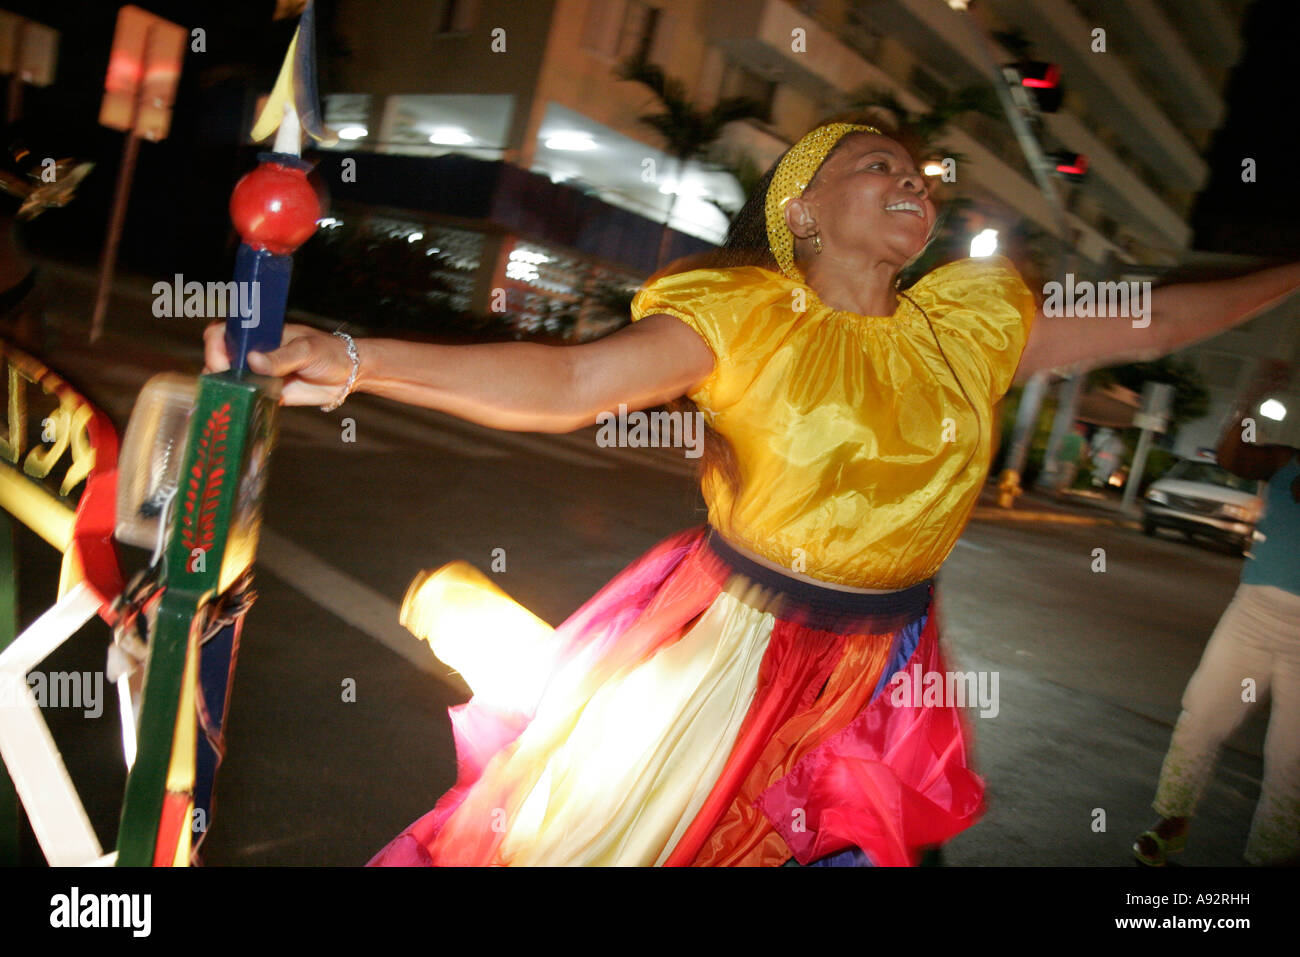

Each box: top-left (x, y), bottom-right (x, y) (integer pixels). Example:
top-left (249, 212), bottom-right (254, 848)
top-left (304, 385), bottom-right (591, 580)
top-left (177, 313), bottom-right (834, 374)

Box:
top-left (1019, 62), bottom-right (1060, 89)
top-left (1051, 151), bottom-right (1089, 180)
top-left (1007, 61), bottom-right (1063, 113)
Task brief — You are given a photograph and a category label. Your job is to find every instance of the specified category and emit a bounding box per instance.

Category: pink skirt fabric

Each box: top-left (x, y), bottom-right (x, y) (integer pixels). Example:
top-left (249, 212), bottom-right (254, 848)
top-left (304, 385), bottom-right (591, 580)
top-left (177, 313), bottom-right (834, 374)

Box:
top-left (369, 527), bottom-right (985, 866)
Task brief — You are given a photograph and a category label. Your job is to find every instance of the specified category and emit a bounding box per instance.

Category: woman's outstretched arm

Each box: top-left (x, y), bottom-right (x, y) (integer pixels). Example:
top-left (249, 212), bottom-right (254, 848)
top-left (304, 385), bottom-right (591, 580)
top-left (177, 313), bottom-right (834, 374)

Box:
top-left (203, 314), bottom-right (715, 433)
top-left (1013, 261), bottom-right (1300, 383)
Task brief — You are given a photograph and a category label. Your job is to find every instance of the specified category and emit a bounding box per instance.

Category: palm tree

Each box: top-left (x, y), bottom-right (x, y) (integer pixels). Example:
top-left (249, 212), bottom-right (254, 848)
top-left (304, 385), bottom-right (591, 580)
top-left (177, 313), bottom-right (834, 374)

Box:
top-left (702, 151), bottom-right (764, 224)
top-left (616, 54), bottom-right (767, 269)
top-left (840, 83), bottom-right (1000, 162)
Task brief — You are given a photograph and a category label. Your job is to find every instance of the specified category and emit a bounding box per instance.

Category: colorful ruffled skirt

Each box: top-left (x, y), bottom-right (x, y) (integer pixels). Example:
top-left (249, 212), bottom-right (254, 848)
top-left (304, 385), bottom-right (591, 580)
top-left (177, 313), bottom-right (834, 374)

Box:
top-left (368, 526), bottom-right (985, 866)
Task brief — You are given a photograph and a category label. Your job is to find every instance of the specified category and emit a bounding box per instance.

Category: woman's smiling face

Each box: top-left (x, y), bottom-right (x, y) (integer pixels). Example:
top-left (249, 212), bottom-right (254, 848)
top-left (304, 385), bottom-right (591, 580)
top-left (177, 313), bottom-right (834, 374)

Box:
top-left (787, 132), bottom-right (937, 269)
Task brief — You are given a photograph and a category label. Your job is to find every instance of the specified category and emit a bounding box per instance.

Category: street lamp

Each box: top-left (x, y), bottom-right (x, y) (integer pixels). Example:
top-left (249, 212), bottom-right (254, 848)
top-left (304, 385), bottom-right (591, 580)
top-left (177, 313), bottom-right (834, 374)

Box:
top-left (1261, 398), bottom-right (1287, 421)
top-left (658, 180), bottom-right (705, 199)
top-left (970, 228), bottom-right (998, 258)
top-left (429, 127), bottom-right (474, 145)
top-left (544, 132), bottom-right (597, 151)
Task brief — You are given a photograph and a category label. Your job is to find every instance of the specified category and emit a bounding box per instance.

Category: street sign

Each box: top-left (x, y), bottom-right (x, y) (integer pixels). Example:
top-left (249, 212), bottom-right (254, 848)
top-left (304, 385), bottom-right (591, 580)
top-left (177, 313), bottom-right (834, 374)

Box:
top-left (98, 6), bottom-right (187, 142)
top-left (0, 13), bottom-right (58, 87)
top-left (1132, 411), bottom-right (1166, 433)
top-left (1141, 380), bottom-right (1175, 418)
top-left (1133, 381), bottom-right (1174, 433)
top-left (92, 7), bottom-right (189, 340)
top-left (1122, 381), bottom-right (1177, 514)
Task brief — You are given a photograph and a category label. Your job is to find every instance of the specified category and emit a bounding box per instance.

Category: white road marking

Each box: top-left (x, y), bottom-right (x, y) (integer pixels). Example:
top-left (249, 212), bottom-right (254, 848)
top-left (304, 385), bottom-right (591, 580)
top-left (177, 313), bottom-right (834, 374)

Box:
top-left (256, 527), bottom-right (470, 697)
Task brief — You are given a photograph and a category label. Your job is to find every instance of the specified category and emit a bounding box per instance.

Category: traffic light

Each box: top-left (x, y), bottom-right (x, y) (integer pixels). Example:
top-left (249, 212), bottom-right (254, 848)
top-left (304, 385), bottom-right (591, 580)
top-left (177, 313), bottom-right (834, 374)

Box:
top-left (999, 56), bottom-right (1086, 183)
top-left (1005, 61), bottom-right (1063, 114)
top-left (1050, 151), bottom-right (1089, 181)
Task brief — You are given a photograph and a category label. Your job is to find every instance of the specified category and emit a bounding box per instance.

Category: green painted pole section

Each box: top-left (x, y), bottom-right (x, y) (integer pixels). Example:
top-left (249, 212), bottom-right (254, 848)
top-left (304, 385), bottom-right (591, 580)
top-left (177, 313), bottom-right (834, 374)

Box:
top-left (115, 374), bottom-right (266, 866)
top-left (0, 511), bottom-right (19, 864)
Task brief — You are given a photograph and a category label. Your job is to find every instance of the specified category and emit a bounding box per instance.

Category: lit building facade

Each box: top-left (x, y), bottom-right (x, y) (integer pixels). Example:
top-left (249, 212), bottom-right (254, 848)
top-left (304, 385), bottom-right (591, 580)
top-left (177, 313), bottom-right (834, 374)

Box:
top-left (309, 0), bottom-right (1295, 448)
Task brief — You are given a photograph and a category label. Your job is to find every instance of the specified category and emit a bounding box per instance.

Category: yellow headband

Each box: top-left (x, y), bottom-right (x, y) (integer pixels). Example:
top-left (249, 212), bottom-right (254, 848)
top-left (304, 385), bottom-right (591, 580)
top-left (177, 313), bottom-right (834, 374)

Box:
top-left (765, 122), bottom-right (881, 282)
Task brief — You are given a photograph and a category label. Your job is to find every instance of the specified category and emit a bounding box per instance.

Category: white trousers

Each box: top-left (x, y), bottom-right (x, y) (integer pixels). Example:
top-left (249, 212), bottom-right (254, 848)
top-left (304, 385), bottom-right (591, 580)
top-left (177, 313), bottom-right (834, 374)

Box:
top-left (1154, 583), bottom-right (1300, 865)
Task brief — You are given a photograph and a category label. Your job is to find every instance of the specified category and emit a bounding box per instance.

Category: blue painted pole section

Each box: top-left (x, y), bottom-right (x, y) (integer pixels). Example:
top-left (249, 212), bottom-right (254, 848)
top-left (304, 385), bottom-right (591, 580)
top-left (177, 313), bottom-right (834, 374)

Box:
top-left (225, 244), bottom-right (291, 376)
top-left (193, 619), bottom-right (240, 859)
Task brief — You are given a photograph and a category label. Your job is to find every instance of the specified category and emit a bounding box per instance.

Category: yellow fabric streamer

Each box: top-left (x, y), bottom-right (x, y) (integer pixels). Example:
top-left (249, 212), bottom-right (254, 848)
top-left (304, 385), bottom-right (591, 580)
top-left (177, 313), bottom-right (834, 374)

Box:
top-left (250, 28), bottom-right (301, 144)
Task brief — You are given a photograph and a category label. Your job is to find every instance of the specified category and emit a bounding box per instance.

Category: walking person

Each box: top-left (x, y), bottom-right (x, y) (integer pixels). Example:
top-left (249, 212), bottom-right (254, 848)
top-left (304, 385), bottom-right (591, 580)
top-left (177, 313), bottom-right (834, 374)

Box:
top-left (1054, 422), bottom-right (1089, 497)
top-left (1136, 363), bottom-right (1300, 866)
top-left (1088, 427), bottom-right (1125, 488)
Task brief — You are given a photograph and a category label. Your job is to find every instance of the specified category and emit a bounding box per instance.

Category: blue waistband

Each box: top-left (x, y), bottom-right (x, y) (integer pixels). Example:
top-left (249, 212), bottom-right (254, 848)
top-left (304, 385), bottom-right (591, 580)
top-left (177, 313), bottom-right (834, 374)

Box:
top-left (704, 528), bottom-right (934, 631)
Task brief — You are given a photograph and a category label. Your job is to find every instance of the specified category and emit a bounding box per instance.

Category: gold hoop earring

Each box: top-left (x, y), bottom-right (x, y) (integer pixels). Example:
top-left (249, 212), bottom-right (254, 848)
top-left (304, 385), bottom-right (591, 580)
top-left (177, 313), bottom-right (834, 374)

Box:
top-left (812, 233), bottom-right (823, 254)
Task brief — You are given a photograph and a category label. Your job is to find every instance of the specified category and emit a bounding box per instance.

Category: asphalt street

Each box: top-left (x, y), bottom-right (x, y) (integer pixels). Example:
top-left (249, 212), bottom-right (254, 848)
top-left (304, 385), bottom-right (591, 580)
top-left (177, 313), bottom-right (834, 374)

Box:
top-left (11, 262), bottom-right (1274, 866)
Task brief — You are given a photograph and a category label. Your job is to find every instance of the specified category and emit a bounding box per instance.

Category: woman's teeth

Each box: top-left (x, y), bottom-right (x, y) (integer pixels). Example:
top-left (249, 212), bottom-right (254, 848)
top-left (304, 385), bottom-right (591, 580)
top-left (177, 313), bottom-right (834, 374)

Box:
top-left (885, 202), bottom-right (924, 217)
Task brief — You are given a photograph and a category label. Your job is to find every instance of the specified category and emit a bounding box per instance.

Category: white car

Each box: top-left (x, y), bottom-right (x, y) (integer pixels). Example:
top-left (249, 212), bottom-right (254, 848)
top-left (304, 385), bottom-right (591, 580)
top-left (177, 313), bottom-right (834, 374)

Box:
top-left (1142, 456), bottom-right (1264, 554)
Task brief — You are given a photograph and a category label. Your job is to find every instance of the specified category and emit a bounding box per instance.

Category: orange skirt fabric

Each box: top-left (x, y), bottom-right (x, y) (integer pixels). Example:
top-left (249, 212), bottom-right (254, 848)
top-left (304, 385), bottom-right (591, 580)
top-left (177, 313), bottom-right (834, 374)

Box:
top-left (369, 526), bottom-right (985, 866)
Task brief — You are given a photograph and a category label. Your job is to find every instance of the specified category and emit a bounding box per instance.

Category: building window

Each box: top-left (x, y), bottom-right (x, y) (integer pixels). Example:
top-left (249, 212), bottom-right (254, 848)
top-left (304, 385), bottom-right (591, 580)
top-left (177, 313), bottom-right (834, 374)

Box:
top-left (436, 0), bottom-right (480, 35)
top-left (321, 93), bottom-right (373, 148)
top-left (583, 1), bottom-right (665, 63)
top-left (618, 1), bottom-right (660, 61)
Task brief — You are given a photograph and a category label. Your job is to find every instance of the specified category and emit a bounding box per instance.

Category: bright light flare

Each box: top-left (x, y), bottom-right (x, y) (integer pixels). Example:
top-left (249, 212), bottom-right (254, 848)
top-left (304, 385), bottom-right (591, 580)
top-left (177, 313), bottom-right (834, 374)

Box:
top-left (337, 126), bottom-right (368, 140)
top-left (429, 127), bottom-right (474, 145)
top-left (400, 562), bottom-right (556, 711)
top-left (545, 131), bottom-right (597, 151)
top-left (117, 674), bottom-right (137, 768)
top-left (1261, 398), bottom-right (1287, 421)
top-left (658, 181), bottom-right (706, 199)
top-left (970, 228), bottom-right (999, 258)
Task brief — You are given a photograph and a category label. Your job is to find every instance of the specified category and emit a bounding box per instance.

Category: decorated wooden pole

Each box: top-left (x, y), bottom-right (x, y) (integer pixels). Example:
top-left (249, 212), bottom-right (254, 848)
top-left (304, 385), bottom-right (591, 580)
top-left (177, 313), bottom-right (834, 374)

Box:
top-left (114, 0), bottom-right (333, 866)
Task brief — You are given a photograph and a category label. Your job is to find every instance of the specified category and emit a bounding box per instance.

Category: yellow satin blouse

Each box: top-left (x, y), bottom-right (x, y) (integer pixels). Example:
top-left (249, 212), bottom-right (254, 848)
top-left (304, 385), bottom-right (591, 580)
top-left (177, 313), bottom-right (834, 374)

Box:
top-left (630, 257), bottom-right (1038, 590)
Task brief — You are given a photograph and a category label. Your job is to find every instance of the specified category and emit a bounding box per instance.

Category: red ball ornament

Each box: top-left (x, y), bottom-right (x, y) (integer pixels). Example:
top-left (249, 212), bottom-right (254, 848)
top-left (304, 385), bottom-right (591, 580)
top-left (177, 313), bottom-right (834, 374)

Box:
top-left (229, 161), bottom-right (320, 254)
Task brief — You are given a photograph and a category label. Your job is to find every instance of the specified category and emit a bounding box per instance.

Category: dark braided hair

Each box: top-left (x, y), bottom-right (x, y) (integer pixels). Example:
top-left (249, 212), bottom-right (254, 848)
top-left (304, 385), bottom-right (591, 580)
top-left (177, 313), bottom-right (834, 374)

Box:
top-left (655, 160), bottom-right (786, 495)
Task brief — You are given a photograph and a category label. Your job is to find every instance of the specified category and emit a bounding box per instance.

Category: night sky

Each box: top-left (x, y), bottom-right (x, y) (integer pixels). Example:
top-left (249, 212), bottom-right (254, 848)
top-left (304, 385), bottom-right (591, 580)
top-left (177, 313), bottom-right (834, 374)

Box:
top-left (1, 0), bottom-right (297, 275)
top-left (1190, 0), bottom-right (1299, 258)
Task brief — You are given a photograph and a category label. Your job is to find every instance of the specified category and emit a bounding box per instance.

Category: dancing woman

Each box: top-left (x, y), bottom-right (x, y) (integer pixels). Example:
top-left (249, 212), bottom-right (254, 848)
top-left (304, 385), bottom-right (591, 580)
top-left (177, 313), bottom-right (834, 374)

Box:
top-left (207, 121), bottom-right (1300, 866)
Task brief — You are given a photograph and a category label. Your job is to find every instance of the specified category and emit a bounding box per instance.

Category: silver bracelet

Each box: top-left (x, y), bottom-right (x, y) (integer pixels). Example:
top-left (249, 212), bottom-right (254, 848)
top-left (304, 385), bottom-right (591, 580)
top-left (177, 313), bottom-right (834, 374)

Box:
top-left (321, 330), bottom-right (360, 412)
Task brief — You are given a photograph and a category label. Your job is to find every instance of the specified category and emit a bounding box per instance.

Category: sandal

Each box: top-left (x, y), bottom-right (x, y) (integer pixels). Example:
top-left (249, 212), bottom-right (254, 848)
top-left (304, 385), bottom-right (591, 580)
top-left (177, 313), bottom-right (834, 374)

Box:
top-left (1133, 828), bottom-right (1186, 866)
